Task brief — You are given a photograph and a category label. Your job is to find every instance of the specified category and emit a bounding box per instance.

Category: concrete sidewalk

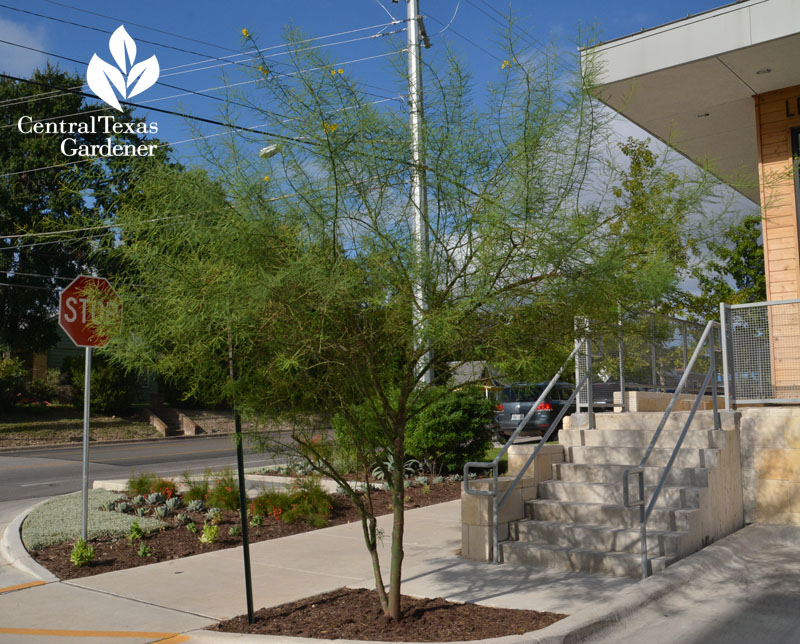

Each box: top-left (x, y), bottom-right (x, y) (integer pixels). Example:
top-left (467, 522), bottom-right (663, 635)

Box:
top-left (3, 494), bottom-right (800, 644)
top-left (1, 498), bottom-right (636, 643)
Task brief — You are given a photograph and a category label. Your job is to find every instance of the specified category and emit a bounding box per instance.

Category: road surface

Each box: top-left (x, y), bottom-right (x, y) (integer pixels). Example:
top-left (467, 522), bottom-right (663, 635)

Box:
top-left (0, 434), bottom-right (283, 502)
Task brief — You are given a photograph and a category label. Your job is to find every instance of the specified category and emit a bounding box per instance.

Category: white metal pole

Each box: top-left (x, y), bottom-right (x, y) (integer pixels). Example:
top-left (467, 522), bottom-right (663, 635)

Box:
top-left (407, 0), bottom-right (432, 384)
top-left (81, 346), bottom-right (91, 541)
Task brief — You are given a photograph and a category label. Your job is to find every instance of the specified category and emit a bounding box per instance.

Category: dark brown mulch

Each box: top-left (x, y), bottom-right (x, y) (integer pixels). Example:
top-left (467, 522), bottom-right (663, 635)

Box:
top-left (210, 587), bottom-right (567, 642)
top-left (30, 482), bottom-right (462, 580)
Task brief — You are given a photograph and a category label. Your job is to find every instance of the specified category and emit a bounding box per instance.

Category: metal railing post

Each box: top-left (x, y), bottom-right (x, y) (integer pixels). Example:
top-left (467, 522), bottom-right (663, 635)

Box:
top-left (709, 325), bottom-right (720, 430)
top-left (719, 302), bottom-right (735, 411)
top-left (619, 313), bottom-right (626, 413)
top-left (650, 314), bottom-right (658, 390)
top-left (586, 335), bottom-right (595, 430)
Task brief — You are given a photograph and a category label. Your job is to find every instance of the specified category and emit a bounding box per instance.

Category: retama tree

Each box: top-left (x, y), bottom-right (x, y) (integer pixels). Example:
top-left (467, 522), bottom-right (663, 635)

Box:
top-left (94, 26), bottom-right (738, 619)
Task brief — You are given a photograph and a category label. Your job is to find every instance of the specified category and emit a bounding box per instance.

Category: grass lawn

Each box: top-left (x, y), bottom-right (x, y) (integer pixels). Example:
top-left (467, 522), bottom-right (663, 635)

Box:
top-left (0, 405), bottom-right (159, 448)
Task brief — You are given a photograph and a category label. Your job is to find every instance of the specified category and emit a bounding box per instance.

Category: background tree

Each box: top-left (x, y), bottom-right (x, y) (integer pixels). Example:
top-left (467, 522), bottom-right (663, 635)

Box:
top-left (95, 26), bottom-right (739, 620)
top-left (0, 66), bottom-right (170, 357)
top-left (682, 214), bottom-right (766, 319)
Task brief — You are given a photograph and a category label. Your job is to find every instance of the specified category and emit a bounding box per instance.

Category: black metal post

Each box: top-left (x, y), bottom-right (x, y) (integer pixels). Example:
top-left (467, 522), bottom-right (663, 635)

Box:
top-left (235, 411), bottom-right (255, 624)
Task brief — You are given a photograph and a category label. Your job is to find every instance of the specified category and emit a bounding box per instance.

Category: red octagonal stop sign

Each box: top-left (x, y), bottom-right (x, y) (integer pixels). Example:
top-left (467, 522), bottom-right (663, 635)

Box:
top-left (58, 276), bottom-right (121, 347)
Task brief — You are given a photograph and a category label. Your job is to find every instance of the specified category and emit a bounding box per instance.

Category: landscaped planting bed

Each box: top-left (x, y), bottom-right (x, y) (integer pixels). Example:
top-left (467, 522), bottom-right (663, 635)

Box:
top-left (210, 587), bottom-right (567, 641)
top-left (26, 471), bottom-right (462, 580)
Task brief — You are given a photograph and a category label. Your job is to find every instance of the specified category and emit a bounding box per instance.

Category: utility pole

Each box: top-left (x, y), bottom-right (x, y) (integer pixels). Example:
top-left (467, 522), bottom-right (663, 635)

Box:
top-left (406, 0), bottom-right (432, 384)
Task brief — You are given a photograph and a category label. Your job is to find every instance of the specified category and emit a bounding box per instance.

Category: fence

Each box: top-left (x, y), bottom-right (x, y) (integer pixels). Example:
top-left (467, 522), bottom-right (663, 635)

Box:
top-left (721, 299), bottom-right (800, 405)
top-left (575, 313), bottom-right (711, 412)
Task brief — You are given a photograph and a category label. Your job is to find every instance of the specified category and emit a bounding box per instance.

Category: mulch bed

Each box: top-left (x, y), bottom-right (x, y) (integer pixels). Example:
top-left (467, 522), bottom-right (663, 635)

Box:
top-left (210, 587), bottom-right (567, 641)
top-left (29, 481), bottom-right (462, 580)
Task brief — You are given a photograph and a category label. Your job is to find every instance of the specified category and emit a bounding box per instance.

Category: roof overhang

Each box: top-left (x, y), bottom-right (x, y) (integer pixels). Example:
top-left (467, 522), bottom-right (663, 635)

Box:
top-left (587, 0), bottom-right (800, 205)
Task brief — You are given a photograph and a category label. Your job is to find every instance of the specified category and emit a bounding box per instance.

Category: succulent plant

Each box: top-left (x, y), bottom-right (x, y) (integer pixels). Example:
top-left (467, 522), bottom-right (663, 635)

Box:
top-left (229, 524), bottom-right (241, 537)
top-left (187, 499), bottom-right (204, 513)
top-left (449, 474), bottom-right (463, 482)
top-left (205, 507), bottom-right (223, 525)
top-left (175, 513), bottom-right (188, 524)
top-left (137, 543), bottom-right (151, 558)
top-left (103, 500), bottom-right (116, 511)
top-left (115, 502), bottom-right (133, 514)
top-left (136, 507), bottom-right (147, 517)
top-left (433, 476), bottom-right (445, 485)
top-left (467, 473), bottom-right (477, 480)
top-left (186, 522), bottom-right (197, 534)
top-left (131, 495), bottom-right (145, 505)
top-left (155, 504), bottom-right (169, 518)
top-left (403, 479), bottom-right (412, 489)
top-left (146, 492), bottom-right (163, 505)
top-left (165, 497), bottom-right (182, 511)
top-left (381, 482), bottom-right (390, 492)
top-left (417, 476), bottom-right (429, 486)
top-left (249, 514), bottom-right (263, 527)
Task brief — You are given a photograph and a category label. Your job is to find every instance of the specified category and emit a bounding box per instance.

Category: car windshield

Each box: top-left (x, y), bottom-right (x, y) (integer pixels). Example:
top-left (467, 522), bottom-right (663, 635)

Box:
top-left (499, 385), bottom-right (544, 403)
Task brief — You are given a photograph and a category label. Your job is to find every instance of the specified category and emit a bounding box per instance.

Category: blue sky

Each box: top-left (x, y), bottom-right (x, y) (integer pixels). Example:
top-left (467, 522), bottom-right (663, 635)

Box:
top-left (0, 0), bottom-right (733, 166)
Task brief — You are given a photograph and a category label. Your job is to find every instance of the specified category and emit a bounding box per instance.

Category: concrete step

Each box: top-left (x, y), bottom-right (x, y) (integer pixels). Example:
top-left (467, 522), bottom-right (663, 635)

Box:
top-left (501, 540), bottom-right (673, 578)
top-left (565, 410), bottom-right (733, 432)
top-left (568, 445), bottom-right (719, 469)
top-left (527, 499), bottom-right (697, 532)
top-left (539, 480), bottom-right (702, 508)
top-left (512, 519), bottom-right (683, 557)
top-left (558, 428), bottom-right (720, 449)
top-left (553, 462), bottom-right (709, 487)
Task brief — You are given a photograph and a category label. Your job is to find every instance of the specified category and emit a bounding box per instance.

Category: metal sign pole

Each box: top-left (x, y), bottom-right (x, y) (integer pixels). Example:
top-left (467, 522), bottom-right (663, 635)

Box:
top-left (81, 346), bottom-right (92, 541)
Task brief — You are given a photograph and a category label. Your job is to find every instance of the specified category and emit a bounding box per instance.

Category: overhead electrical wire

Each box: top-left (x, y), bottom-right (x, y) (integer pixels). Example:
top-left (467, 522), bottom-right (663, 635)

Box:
top-left (0, 93), bottom-right (403, 178)
top-left (0, 12), bottom-right (404, 108)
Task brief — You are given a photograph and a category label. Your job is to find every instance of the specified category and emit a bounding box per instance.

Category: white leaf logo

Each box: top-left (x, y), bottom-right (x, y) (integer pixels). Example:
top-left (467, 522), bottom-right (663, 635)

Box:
top-left (86, 25), bottom-right (160, 111)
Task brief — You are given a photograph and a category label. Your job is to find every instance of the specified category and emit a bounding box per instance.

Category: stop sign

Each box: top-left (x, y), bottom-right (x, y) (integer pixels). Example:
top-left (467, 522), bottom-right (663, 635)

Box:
top-left (58, 276), bottom-right (121, 347)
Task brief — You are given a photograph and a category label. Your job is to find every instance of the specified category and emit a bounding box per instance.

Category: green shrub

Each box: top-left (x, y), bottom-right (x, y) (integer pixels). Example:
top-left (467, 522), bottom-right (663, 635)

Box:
top-left (137, 543), bottom-right (151, 558)
top-left (207, 468), bottom-right (240, 511)
top-left (250, 478), bottom-right (332, 529)
top-left (229, 524), bottom-right (241, 537)
top-left (126, 472), bottom-right (176, 499)
top-left (27, 369), bottom-right (64, 403)
top-left (63, 354), bottom-right (136, 414)
top-left (405, 388), bottom-right (494, 476)
top-left (0, 356), bottom-right (26, 410)
top-left (181, 471), bottom-right (210, 503)
top-left (69, 539), bottom-right (95, 567)
top-left (186, 522), bottom-right (197, 534)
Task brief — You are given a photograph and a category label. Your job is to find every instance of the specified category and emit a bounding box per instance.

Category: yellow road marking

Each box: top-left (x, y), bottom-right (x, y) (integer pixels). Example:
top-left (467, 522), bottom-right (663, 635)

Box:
top-left (0, 627), bottom-right (180, 638)
top-left (0, 581), bottom-right (45, 595)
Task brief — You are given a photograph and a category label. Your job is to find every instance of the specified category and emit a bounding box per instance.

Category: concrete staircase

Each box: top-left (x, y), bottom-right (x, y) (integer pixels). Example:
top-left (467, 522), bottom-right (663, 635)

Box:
top-left (500, 410), bottom-right (743, 578)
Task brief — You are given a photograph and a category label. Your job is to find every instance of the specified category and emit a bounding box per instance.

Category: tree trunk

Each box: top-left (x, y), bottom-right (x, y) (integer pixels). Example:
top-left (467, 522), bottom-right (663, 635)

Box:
top-left (363, 512), bottom-right (389, 613)
top-left (388, 442), bottom-right (405, 620)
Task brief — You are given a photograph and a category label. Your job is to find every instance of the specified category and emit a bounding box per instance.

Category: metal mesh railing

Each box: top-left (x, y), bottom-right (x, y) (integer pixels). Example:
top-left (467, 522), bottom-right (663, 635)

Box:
top-left (576, 313), bottom-right (711, 409)
top-left (724, 299), bottom-right (800, 404)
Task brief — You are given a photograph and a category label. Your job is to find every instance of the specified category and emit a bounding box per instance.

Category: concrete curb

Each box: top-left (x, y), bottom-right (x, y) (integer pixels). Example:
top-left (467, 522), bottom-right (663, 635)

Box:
top-left (0, 501), bottom-right (59, 583)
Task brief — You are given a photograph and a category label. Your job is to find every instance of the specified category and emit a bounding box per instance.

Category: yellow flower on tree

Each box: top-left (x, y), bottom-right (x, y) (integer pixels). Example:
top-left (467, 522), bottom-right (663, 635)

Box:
top-left (337, 68), bottom-right (344, 74)
top-left (241, 28), bottom-right (250, 38)
top-left (263, 175), bottom-right (270, 182)
top-left (322, 122), bottom-right (338, 134)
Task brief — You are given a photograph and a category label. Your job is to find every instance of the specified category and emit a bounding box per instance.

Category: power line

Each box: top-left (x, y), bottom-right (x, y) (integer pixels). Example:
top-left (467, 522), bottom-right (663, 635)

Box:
top-left (41, 0), bottom-right (244, 55)
top-left (0, 93), bottom-right (404, 179)
top-left (0, 15), bottom-right (403, 108)
top-left (0, 37), bottom-right (402, 121)
top-left (423, 11), bottom-right (501, 62)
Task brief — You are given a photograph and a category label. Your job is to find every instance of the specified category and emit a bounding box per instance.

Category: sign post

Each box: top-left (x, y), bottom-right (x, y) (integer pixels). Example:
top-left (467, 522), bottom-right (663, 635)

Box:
top-left (58, 276), bottom-right (121, 540)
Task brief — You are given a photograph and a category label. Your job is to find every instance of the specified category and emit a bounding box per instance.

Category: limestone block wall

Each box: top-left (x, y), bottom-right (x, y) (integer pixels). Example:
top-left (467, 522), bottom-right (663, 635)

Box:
top-left (461, 444), bottom-right (564, 561)
top-left (740, 407), bottom-right (800, 525)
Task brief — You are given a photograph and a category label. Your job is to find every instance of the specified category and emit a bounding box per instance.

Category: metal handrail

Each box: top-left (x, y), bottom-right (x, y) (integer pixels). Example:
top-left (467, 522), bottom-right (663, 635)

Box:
top-left (464, 337), bottom-right (594, 563)
top-left (622, 320), bottom-right (721, 579)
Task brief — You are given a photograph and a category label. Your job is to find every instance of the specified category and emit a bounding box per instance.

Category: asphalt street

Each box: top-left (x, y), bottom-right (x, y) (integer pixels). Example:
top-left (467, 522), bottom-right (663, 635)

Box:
top-left (0, 434), bottom-right (283, 502)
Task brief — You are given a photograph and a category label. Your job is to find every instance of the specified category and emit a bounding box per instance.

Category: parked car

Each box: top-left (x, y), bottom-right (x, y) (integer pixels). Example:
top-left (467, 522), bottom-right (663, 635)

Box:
top-left (493, 381), bottom-right (575, 443)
